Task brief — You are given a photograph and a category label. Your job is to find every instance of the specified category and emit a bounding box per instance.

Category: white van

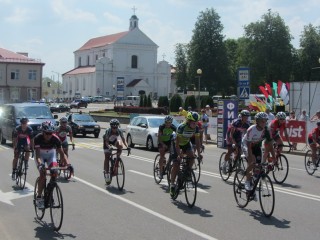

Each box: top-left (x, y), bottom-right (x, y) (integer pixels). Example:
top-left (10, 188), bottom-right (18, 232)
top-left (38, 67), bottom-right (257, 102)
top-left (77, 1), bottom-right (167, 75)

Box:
top-left (123, 96), bottom-right (140, 106)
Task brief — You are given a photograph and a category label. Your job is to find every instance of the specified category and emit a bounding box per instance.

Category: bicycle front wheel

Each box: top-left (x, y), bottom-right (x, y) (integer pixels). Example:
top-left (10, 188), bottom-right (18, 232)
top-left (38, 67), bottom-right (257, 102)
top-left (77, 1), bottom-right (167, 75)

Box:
top-left (116, 159), bottom-right (125, 190)
top-left (219, 152), bottom-right (231, 181)
top-left (272, 154), bottom-right (289, 184)
top-left (153, 154), bottom-right (162, 184)
top-left (184, 170), bottom-right (197, 208)
top-left (233, 169), bottom-right (249, 208)
top-left (33, 177), bottom-right (45, 220)
top-left (16, 158), bottom-right (26, 190)
top-left (259, 174), bottom-right (275, 217)
top-left (192, 158), bottom-right (201, 183)
top-left (50, 184), bottom-right (64, 231)
top-left (304, 150), bottom-right (316, 175)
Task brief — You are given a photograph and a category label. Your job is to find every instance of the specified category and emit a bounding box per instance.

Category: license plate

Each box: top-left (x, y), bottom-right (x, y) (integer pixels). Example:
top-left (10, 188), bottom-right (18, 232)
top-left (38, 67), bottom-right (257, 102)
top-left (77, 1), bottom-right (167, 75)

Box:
top-left (85, 128), bottom-right (94, 131)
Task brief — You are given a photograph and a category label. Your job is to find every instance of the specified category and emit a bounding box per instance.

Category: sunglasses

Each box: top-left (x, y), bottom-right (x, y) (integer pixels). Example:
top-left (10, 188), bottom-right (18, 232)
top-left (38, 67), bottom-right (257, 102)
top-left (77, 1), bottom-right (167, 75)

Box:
top-left (165, 121), bottom-right (172, 124)
top-left (44, 132), bottom-right (53, 136)
top-left (112, 126), bottom-right (118, 128)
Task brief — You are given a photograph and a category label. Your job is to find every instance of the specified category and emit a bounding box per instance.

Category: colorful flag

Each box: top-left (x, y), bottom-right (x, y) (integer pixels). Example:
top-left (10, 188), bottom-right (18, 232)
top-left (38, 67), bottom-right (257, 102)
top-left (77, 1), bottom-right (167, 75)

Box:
top-left (265, 83), bottom-right (272, 96)
top-left (272, 82), bottom-right (277, 98)
top-left (259, 86), bottom-right (269, 99)
top-left (277, 80), bottom-right (283, 96)
top-left (279, 83), bottom-right (289, 105)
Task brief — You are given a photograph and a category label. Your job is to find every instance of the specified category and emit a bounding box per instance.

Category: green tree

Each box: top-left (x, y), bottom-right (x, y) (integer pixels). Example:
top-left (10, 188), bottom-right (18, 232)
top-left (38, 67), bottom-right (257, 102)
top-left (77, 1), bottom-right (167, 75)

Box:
top-left (169, 94), bottom-right (183, 112)
top-left (174, 43), bottom-right (190, 89)
top-left (139, 94), bottom-right (144, 107)
top-left (244, 9), bottom-right (293, 91)
top-left (147, 94), bottom-right (152, 107)
top-left (184, 95), bottom-right (197, 111)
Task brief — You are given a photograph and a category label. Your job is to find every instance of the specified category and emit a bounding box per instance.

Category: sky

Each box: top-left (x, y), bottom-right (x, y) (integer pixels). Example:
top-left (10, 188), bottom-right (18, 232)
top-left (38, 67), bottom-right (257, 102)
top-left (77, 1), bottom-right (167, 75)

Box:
top-left (1, 0), bottom-right (320, 81)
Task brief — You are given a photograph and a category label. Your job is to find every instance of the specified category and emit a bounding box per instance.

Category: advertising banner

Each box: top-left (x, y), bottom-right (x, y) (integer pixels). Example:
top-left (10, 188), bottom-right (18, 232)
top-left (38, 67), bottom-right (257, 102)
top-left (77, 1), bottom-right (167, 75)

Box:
top-left (280, 120), bottom-right (307, 143)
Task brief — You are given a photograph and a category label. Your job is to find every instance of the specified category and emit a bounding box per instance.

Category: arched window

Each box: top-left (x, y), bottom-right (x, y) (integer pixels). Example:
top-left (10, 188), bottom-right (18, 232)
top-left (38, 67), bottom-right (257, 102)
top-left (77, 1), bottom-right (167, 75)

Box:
top-left (131, 55), bottom-right (138, 69)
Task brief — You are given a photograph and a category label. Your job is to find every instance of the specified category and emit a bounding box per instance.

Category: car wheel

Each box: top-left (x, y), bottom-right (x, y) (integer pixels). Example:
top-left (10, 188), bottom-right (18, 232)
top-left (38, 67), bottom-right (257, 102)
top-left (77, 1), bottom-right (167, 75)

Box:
top-left (0, 130), bottom-right (6, 144)
top-left (83, 133), bottom-right (86, 137)
top-left (146, 136), bottom-right (154, 151)
top-left (127, 134), bottom-right (135, 148)
top-left (94, 133), bottom-right (99, 138)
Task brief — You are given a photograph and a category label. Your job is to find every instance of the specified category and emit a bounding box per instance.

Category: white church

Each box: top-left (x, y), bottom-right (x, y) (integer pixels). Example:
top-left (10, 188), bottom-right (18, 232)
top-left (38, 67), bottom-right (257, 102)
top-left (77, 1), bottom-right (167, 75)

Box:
top-left (62, 14), bottom-right (174, 101)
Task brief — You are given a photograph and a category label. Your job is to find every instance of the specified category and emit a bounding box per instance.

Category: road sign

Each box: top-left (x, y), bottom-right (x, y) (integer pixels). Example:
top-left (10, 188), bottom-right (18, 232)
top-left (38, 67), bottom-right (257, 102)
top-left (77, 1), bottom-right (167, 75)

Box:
top-left (239, 87), bottom-right (250, 99)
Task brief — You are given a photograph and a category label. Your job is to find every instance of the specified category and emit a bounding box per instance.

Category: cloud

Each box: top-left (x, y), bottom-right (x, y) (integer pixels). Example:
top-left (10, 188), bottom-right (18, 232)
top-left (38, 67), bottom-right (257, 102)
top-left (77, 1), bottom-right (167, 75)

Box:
top-left (5, 7), bottom-right (30, 23)
top-left (51, 0), bottom-right (97, 22)
top-left (103, 12), bottom-right (123, 25)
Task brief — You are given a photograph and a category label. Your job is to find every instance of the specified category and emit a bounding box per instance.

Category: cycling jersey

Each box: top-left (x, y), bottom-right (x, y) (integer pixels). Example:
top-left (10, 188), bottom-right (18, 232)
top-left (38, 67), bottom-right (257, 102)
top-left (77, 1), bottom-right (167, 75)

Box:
top-left (308, 127), bottom-right (320, 144)
top-left (269, 119), bottom-right (286, 138)
top-left (176, 122), bottom-right (200, 146)
top-left (34, 133), bottom-right (62, 168)
top-left (226, 118), bottom-right (250, 145)
top-left (13, 126), bottom-right (33, 150)
top-left (242, 125), bottom-right (271, 148)
top-left (55, 125), bottom-right (72, 143)
top-left (103, 128), bottom-right (125, 148)
top-left (158, 124), bottom-right (176, 142)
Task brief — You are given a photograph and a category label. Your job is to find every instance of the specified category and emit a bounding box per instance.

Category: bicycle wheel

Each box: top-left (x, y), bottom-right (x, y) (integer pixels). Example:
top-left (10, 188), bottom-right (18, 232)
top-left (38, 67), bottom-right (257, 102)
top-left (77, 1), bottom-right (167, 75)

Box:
top-left (33, 177), bottom-right (45, 220)
top-left (49, 184), bottom-right (64, 231)
top-left (63, 167), bottom-right (71, 180)
top-left (192, 158), bottom-right (201, 183)
top-left (116, 159), bottom-right (125, 190)
top-left (272, 154), bottom-right (289, 184)
top-left (153, 154), bottom-right (162, 184)
top-left (16, 158), bottom-right (26, 190)
top-left (219, 152), bottom-right (231, 181)
top-left (184, 170), bottom-right (197, 208)
top-left (304, 150), bottom-right (316, 175)
top-left (233, 169), bottom-right (249, 208)
top-left (259, 174), bottom-right (275, 217)
top-left (237, 156), bottom-right (248, 172)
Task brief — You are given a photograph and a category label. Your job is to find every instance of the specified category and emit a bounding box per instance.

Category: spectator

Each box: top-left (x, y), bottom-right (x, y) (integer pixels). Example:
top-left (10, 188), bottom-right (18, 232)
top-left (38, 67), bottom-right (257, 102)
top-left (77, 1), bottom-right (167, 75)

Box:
top-left (265, 108), bottom-right (275, 123)
top-left (201, 109), bottom-right (209, 144)
top-left (177, 107), bottom-right (188, 118)
top-left (310, 110), bottom-right (320, 122)
top-left (299, 109), bottom-right (309, 122)
top-left (187, 106), bottom-right (192, 112)
top-left (286, 111), bottom-right (297, 150)
top-left (205, 105), bottom-right (213, 117)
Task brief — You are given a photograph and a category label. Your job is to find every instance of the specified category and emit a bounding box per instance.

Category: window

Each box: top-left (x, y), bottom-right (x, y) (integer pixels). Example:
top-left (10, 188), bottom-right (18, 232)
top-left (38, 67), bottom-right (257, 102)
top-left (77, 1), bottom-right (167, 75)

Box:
top-left (87, 56), bottom-right (90, 66)
top-left (76, 78), bottom-right (79, 91)
top-left (0, 88), bottom-right (4, 103)
top-left (83, 78), bottom-right (86, 90)
top-left (28, 70), bottom-right (37, 80)
top-left (131, 55), bottom-right (138, 68)
top-left (11, 70), bottom-right (20, 80)
top-left (96, 55), bottom-right (98, 60)
top-left (27, 88), bottom-right (37, 101)
top-left (10, 88), bottom-right (20, 101)
top-left (0, 70), bottom-right (2, 80)
top-left (78, 57), bottom-right (81, 67)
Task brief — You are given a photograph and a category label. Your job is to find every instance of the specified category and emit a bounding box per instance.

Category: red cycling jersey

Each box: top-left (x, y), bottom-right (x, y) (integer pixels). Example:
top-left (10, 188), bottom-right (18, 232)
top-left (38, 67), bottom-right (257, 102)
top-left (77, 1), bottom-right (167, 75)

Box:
top-left (269, 119), bottom-right (286, 138)
top-left (308, 127), bottom-right (320, 144)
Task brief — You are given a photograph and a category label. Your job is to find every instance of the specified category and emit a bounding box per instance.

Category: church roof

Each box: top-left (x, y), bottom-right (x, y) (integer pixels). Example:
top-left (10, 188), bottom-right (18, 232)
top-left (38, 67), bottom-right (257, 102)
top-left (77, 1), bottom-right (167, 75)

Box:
top-left (63, 66), bottom-right (96, 75)
top-left (76, 31), bottom-right (129, 52)
top-left (0, 47), bottom-right (43, 64)
top-left (126, 79), bottom-right (142, 87)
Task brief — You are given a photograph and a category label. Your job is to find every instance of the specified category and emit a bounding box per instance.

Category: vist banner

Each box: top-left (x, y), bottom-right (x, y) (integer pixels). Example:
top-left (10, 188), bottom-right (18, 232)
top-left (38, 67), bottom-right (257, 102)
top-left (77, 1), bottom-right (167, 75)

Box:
top-left (280, 120), bottom-right (306, 143)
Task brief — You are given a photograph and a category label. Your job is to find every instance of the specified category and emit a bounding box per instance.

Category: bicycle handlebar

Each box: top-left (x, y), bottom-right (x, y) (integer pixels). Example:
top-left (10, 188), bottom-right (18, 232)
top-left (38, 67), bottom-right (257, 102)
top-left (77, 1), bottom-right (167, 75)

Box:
top-left (109, 147), bottom-right (131, 156)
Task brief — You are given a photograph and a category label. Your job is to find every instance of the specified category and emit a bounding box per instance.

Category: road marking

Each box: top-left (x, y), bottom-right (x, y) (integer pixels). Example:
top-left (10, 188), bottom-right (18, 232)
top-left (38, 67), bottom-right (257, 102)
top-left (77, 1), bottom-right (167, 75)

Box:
top-left (0, 179), bottom-right (34, 206)
top-left (73, 176), bottom-right (218, 240)
top-left (128, 170), bottom-right (208, 193)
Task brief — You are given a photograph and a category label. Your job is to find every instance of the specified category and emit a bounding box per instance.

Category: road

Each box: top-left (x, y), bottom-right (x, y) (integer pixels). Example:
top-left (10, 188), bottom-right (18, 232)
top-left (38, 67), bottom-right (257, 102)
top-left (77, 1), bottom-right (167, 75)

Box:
top-left (0, 104), bottom-right (319, 240)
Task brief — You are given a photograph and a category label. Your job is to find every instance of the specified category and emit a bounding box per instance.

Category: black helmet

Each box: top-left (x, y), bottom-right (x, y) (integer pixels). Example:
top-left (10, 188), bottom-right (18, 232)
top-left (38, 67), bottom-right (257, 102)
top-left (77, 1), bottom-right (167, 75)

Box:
top-left (20, 117), bottom-right (29, 124)
top-left (110, 119), bottom-right (120, 127)
top-left (41, 121), bottom-right (55, 132)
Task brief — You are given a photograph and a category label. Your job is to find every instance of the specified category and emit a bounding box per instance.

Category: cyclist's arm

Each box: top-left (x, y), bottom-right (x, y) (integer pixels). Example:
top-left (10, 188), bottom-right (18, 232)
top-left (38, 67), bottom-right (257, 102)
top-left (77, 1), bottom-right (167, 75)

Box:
top-left (120, 132), bottom-right (128, 148)
top-left (57, 147), bottom-right (68, 163)
top-left (175, 135), bottom-right (182, 158)
top-left (229, 126), bottom-right (237, 145)
top-left (283, 126), bottom-right (291, 145)
top-left (34, 147), bottom-right (42, 167)
top-left (194, 135), bottom-right (201, 156)
top-left (158, 128), bottom-right (164, 145)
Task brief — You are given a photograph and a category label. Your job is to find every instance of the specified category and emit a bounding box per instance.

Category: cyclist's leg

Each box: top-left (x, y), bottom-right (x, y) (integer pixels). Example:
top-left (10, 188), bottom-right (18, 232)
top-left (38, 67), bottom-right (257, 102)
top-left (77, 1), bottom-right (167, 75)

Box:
top-left (276, 136), bottom-right (284, 154)
top-left (310, 143), bottom-right (317, 165)
top-left (158, 143), bottom-right (166, 173)
top-left (103, 150), bottom-right (111, 173)
top-left (115, 140), bottom-right (123, 158)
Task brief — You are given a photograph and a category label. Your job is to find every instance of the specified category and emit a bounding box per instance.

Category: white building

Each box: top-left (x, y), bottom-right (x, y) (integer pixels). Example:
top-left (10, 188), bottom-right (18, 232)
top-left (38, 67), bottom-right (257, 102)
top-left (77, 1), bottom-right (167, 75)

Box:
top-left (62, 14), bottom-right (172, 100)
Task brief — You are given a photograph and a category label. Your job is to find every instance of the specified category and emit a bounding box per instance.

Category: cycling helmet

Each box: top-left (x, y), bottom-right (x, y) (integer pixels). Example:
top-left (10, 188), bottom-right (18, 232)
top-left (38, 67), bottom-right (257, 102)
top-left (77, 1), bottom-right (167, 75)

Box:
top-left (276, 112), bottom-right (286, 120)
top-left (20, 117), bottom-right (29, 124)
top-left (164, 115), bottom-right (173, 123)
top-left (60, 116), bottom-right (68, 123)
top-left (110, 119), bottom-right (120, 127)
top-left (186, 111), bottom-right (200, 122)
top-left (41, 121), bottom-right (55, 132)
top-left (240, 110), bottom-right (250, 117)
top-left (255, 112), bottom-right (268, 120)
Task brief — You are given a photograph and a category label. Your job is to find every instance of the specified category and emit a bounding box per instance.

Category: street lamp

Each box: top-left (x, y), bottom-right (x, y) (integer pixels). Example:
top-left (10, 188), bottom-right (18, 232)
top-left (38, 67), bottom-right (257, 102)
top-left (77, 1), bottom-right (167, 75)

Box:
top-left (196, 68), bottom-right (202, 111)
top-left (52, 71), bottom-right (60, 101)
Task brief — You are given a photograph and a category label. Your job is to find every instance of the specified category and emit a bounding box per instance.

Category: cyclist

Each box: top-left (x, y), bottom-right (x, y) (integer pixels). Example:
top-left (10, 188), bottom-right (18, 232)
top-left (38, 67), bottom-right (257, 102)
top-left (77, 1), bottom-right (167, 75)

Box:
top-left (222, 110), bottom-right (251, 174)
top-left (34, 121), bottom-right (73, 209)
top-left (103, 119), bottom-right (128, 184)
top-left (169, 111), bottom-right (202, 197)
top-left (307, 120), bottom-right (320, 170)
top-left (242, 112), bottom-right (274, 191)
top-left (268, 111), bottom-right (292, 155)
top-left (157, 115), bottom-right (177, 179)
top-left (11, 117), bottom-right (34, 180)
top-left (55, 117), bottom-right (74, 158)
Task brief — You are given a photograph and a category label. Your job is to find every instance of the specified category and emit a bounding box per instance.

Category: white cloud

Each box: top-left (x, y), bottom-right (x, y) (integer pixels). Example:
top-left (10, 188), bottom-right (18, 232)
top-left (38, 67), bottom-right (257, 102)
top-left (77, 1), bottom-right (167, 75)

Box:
top-left (5, 7), bottom-right (30, 23)
top-left (103, 12), bottom-right (123, 25)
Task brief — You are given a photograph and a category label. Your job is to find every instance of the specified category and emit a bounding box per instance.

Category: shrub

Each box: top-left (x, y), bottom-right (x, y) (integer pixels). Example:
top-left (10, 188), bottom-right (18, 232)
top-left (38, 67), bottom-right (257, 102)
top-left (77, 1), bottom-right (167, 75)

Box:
top-left (169, 94), bottom-right (183, 112)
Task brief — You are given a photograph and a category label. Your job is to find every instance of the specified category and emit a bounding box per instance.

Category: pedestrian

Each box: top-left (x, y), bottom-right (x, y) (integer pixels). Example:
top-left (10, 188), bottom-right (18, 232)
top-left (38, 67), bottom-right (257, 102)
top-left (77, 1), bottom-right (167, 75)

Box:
top-left (265, 107), bottom-right (275, 123)
top-left (201, 109), bottom-right (209, 144)
top-left (205, 105), bottom-right (213, 117)
top-left (299, 109), bottom-right (309, 122)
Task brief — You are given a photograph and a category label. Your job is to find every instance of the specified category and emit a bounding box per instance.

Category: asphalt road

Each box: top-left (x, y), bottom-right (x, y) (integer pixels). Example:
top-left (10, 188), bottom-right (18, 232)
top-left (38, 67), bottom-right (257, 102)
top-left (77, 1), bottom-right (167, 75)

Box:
top-left (0, 104), bottom-right (319, 240)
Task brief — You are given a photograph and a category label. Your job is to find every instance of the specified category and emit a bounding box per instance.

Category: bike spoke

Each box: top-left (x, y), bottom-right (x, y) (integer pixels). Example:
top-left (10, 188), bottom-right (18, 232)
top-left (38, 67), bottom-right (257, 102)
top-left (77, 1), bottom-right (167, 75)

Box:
top-left (259, 175), bottom-right (275, 217)
top-left (185, 170), bottom-right (197, 208)
top-left (50, 185), bottom-right (64, 231)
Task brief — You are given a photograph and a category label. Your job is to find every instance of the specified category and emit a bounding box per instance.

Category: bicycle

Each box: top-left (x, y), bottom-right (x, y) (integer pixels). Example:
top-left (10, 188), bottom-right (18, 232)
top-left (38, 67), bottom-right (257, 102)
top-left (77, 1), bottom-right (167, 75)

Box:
top-left (56, 143), bottom-right (75, 179)
top-left (104, 147), bottom-right (131, 190)
top-left (168, 156), bottom-right (198, 208)
top-left (233, 162), bottom-right (275, 217)
top-left (33, 167), bottom-right (64, 231)
top-left (219, 147), bottom-right (247, 181)
top-left (153, 151), bottom-right (173, 184)
top-left (304, 148), bottom-right (320, 175)
top-left (14, 146), bottom-right (33, 189)
top-left (191, 144), bottom-right (204, 183)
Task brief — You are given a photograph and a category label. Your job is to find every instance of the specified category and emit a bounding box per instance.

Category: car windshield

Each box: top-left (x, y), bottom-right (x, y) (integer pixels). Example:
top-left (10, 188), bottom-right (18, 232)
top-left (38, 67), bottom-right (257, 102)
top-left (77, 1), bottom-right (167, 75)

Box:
top-left (148, 118), bottom-right (179, 128)
top-left (73, 114), bottom-right (94, 122)
top-left (15, 106), bottom-right (53, 119)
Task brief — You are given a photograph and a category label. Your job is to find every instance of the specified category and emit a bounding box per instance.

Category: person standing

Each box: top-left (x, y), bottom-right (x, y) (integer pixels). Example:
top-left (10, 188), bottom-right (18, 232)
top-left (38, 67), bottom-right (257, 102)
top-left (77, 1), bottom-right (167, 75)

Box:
top-left (201, 109), bottom-right (209, 144)
top-left (205, 105), bottom-right (213, 117)
top-left (299, 109), bottom-right (309, 122)
top-left (265, 108), bottom-right (275, 124)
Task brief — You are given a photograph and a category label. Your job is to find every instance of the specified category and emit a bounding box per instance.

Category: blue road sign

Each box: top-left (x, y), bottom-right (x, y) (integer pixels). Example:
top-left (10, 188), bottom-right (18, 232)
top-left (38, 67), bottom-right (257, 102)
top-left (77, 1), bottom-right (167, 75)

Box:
top-left (238, 87), bottom-right (250, 99)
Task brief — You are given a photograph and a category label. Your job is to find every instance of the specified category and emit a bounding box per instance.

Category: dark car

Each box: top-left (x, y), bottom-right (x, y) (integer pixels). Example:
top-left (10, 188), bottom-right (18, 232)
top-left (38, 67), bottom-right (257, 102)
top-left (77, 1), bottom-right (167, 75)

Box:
top-left (70, 99), bottom-right (88, 109)
top-left (66, 113), bottom-right (100, 138)
top-left (50, 103), bottom-right (70, 113)
top-left (0, 103), bottom-right (58, 144)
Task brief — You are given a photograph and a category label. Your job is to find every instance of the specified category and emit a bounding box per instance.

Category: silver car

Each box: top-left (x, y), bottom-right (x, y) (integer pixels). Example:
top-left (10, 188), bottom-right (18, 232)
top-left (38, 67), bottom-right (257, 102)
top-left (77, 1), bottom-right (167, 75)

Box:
top-left (126, 115), bottom-right (179, 151)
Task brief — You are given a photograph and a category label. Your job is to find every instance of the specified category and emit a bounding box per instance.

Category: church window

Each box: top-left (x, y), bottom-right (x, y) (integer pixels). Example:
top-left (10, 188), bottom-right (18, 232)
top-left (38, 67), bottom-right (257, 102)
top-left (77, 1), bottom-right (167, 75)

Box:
top-left (131, 55), bottom-right (138, 68)
top-left (87, 56), bottom-right (90, 66)
top-left (78, 57), bottom-right (81, 67)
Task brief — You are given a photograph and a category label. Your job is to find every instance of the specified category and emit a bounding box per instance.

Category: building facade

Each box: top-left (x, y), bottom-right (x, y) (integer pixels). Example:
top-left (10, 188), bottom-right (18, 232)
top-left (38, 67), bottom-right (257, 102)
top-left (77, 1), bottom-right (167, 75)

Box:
top-left (62, 15), bottom-right (172, 100)
top-left (0, 48), bottom-right (45, 104)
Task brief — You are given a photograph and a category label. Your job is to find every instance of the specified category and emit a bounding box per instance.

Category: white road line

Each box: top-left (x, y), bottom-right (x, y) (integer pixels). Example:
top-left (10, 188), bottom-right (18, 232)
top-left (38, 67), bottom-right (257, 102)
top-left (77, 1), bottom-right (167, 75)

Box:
top-left (128, 170), bottom-right (208, 194)
top-left (73, 176), bottom-right (218, 240)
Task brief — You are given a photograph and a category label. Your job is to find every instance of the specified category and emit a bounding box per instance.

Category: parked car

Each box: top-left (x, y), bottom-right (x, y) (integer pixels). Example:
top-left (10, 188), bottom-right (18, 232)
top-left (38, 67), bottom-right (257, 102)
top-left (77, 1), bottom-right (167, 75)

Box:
top-left (70, 99), bottom-right (88, 109)
top-left (0, 103), bottom-right (58, 144)
top-left (66, 113), bottom-right (100, 138)
top-left (50, 103), bottom-right (70, 113)
top-left (82, 96), bottom-right (93, 103)
top-left (126, 115), bottom-right (179, 151)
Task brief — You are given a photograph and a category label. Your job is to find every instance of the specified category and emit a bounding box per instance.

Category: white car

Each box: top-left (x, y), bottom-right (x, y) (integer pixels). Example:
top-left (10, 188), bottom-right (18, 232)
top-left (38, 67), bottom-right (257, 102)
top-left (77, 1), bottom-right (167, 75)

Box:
top-left (126, 115), bottom-right (179, 151)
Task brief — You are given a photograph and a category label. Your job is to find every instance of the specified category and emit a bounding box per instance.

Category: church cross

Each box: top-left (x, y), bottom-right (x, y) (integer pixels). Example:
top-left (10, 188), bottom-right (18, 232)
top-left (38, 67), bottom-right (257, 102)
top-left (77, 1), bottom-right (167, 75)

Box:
top-left (162, 53), bottom-right (166, 60)
top-left (132, 6), bottom-right (137, 15)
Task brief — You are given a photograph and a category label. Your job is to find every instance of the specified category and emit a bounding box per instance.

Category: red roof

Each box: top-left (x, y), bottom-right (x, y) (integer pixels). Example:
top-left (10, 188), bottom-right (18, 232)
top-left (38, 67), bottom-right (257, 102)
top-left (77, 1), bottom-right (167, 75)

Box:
top-left (76, 31), bottom-right (129, 51)
top-left (0, 47), bottom-right (43, 64)
top-left (63, 66), bottom-right (96, 75)
top-left (126, 79), bottom-right (142, 87)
